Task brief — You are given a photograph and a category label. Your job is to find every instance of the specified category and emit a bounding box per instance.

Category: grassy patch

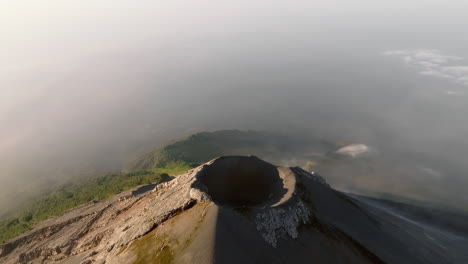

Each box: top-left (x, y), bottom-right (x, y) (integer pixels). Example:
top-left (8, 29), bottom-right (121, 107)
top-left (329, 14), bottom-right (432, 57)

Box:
top-left (151, 161), bottom-right (194, 175)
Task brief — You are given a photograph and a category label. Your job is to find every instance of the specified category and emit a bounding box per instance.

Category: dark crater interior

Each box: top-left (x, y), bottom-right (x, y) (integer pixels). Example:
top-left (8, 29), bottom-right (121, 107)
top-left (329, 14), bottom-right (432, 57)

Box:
top-left (198, 156), bottom-right (286, 207)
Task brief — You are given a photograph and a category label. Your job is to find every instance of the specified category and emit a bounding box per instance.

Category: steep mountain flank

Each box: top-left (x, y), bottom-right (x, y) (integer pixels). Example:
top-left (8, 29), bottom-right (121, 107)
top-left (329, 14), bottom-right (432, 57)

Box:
top-left (1, 156), bottom-right (467, 264)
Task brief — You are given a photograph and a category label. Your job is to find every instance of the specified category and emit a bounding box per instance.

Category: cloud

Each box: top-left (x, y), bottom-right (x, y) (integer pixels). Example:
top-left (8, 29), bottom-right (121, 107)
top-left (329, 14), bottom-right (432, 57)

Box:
top-left (383, 49), bottom-right (468, 92)
top-left (419, 167), bottom-right (444, 179)
top-left (336, 144), bottom-right (370, 157)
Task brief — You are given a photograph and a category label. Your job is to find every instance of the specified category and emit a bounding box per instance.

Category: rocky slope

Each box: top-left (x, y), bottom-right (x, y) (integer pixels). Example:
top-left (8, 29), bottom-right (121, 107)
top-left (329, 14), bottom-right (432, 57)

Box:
top-left (1, 156), bottom-right (467, 263)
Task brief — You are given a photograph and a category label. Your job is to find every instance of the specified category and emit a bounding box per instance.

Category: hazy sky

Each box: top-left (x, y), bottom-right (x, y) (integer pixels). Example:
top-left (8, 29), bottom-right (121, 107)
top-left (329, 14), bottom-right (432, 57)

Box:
top-left (1, 0), bottom-right (468, 211)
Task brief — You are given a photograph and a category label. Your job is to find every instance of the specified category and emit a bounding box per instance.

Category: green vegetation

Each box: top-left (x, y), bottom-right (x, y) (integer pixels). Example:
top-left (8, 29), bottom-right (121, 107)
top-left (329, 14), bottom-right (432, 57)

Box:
top-left (150, 161), bottom-right (194, 175)
top-left (127, 130), bottom-right (330, 171)
top-left (0, 166), bottom-right (187, 244)
top-left (128, 130), bottom-right (277, 171)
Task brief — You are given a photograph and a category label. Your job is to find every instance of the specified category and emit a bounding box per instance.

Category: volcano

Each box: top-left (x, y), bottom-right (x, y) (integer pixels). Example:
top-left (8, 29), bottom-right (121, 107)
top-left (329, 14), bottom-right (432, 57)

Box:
top-left (1, 156), bottom-right (467, 264)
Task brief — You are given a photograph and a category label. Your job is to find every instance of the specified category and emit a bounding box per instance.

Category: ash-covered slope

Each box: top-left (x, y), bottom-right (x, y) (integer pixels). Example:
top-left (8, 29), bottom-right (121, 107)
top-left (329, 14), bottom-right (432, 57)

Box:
top-left (1, 156), bottom-right (467, 264)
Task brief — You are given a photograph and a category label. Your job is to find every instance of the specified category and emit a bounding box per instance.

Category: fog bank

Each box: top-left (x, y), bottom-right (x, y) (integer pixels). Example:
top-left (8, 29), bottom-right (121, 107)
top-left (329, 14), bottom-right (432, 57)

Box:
top-left (1, 0), bottom-right (468, 212)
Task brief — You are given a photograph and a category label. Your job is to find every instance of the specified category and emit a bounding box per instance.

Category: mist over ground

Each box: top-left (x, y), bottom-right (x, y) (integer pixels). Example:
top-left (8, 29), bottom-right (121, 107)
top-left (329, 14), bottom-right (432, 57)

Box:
top-left (1, 0), bottom-right (468, 213)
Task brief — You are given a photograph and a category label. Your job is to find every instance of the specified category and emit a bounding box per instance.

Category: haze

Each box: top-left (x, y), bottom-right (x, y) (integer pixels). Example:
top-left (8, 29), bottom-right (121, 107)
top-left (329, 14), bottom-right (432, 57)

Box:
top-left (1, 0), bottom-right (468, 213)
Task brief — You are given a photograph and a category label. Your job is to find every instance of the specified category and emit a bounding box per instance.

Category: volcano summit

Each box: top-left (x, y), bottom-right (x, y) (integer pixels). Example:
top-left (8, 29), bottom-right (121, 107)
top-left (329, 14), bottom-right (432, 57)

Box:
top-left (1, 156), bottom-right (467, 264)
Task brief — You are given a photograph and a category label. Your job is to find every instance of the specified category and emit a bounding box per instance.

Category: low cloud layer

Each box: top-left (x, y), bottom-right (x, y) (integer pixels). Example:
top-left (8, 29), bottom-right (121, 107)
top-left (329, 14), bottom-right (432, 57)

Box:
top-left (2, 0), bottom-right (468, 215)
top-left (383, 49), bottom-right (468, 92)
